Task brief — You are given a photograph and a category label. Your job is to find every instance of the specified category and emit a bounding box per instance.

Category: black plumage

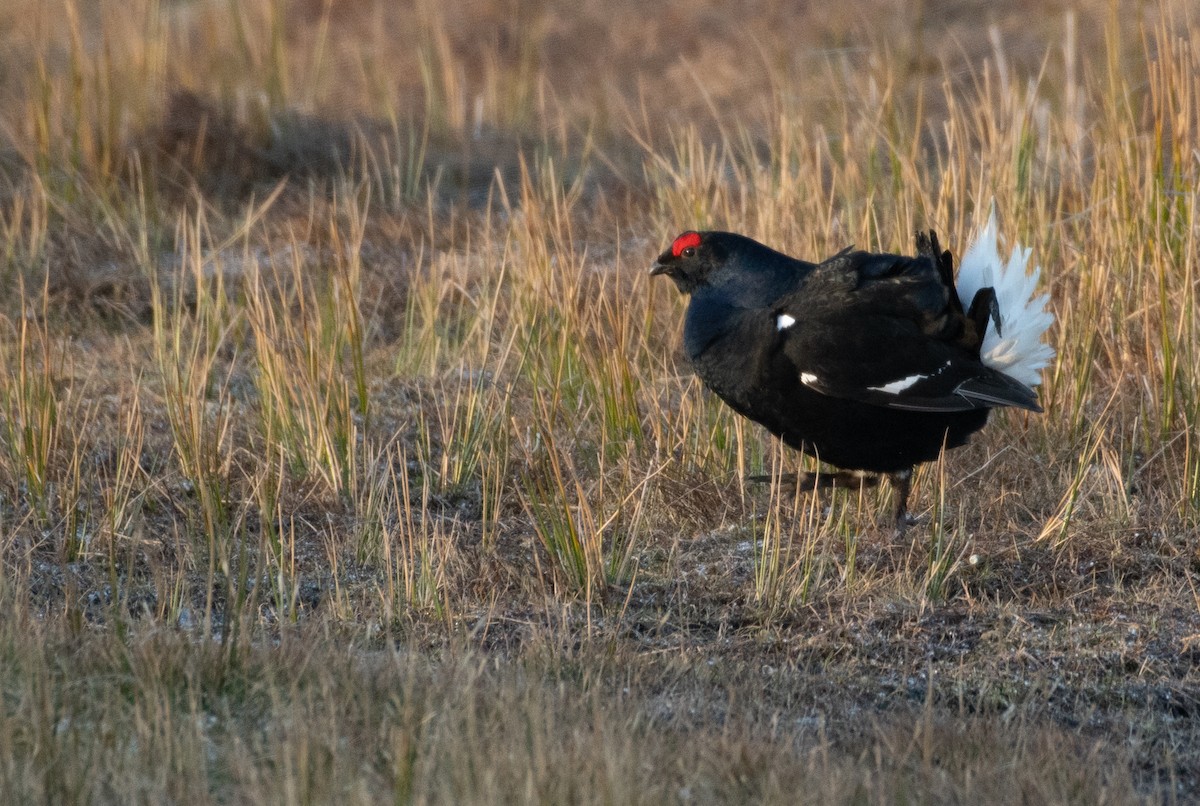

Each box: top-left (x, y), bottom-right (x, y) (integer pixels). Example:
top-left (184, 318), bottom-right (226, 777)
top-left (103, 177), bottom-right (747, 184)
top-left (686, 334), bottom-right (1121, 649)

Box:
top-left (650, 229), bottom-right (1045, 532)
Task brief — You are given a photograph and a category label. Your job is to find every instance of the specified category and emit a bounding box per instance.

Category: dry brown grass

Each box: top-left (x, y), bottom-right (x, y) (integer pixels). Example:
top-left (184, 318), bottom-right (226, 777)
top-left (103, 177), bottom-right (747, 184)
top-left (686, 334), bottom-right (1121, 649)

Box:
top-left (1, 0), bottom-right (1199, 802)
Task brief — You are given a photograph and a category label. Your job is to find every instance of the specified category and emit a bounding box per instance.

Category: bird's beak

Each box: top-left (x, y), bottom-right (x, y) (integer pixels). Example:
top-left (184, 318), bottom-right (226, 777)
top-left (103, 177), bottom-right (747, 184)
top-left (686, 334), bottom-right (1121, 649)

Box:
top-left (649, 249), bottom-right (674, 277)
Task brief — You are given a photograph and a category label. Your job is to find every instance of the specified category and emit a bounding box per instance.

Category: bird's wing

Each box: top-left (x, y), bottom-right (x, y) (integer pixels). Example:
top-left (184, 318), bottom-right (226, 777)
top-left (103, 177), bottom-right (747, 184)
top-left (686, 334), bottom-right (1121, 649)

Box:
top-left (814, 249), bottom-right (964, 338)
top-left (771, 250), bottom-right (1042, 413)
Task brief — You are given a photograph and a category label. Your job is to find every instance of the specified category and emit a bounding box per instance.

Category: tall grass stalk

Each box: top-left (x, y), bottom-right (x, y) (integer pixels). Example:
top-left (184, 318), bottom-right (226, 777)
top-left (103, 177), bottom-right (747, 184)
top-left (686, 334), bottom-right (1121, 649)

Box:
top-left (752, 457), bottom-right (827, 611)
top-left (380, 444), bottom-right (450, 615)
top-left (253, 449), bottom-right (297, 624)
top-left (923, 452), bottom-right (963, 602)
top-left (151, 213), bottom-right (236, 553)
top-left (519, 391), bottom-right (652, 595)
top-left (149, 206), bottom-right (251, 646)
top-left (416, 373), bottom-right (508, 495)
top-left (99, 390), bottom-right (147, 546)
top-left (0, 291), bottom-right (61, 526)
top-left (245, 234), bottom-right (361, 499)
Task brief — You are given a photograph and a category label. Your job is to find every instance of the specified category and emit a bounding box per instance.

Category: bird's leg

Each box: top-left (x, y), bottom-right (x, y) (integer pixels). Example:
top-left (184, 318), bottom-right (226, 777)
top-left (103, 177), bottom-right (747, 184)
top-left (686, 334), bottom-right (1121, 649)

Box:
top-left (746, 470), bottom-right (881, 492)
top-left (887, 468), bottom-right (914, 535)
top-left (751, 470), bottom-right (913, 534)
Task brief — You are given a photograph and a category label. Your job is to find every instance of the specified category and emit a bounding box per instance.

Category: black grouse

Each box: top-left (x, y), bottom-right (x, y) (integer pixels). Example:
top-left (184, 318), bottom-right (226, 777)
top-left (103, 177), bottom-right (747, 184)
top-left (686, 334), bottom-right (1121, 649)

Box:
top-left (650, 209), bottom-right (1054, 532)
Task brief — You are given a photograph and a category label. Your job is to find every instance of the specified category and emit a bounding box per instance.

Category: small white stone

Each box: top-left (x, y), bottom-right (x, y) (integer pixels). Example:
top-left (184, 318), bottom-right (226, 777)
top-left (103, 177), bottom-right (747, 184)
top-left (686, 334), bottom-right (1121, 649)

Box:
top-left (800, 372), bottom-right (818, 385)
top-left (776, 313), bottom-right (796, 330)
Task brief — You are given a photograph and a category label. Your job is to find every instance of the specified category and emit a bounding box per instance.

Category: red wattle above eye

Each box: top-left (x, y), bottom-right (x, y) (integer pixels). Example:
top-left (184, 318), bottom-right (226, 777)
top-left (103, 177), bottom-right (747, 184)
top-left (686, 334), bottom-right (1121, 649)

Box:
top-left (671, 232), bottom-right (702, 257)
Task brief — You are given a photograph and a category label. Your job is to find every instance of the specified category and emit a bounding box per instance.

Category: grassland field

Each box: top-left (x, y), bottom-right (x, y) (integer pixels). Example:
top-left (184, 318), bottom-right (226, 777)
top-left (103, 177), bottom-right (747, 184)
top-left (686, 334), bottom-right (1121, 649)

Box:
top-left (1, 0), bottom-right (1200, 802)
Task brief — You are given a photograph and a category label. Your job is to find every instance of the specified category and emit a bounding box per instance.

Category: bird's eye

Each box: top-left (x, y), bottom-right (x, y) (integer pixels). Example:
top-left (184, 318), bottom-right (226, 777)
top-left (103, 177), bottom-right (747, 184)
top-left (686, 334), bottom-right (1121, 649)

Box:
top-left (682, 247), bottom-right (696, 258)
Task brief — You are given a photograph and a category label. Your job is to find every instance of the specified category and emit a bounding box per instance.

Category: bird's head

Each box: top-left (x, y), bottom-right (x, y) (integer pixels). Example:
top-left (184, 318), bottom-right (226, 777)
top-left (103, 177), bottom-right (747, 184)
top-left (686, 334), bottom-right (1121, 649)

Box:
top-left (650, 231), bottom-right (728, 294)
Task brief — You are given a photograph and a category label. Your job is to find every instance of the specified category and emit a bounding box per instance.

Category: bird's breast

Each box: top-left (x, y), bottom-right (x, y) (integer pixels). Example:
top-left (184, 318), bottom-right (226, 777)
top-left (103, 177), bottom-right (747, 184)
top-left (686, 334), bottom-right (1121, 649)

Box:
top-left (683, 297), bottom-right (778, 403)
top-left (682, 295), bottom-right (734, 362)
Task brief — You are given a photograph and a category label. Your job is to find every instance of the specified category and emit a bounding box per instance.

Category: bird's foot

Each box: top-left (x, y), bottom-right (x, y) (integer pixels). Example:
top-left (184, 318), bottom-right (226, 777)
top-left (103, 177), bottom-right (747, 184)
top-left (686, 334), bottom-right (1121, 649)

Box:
top-left (891, 511), bottom-right (924, 540)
